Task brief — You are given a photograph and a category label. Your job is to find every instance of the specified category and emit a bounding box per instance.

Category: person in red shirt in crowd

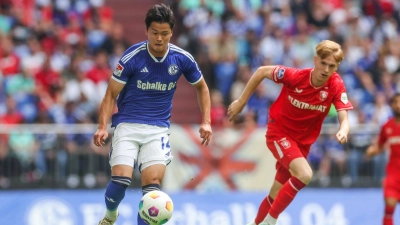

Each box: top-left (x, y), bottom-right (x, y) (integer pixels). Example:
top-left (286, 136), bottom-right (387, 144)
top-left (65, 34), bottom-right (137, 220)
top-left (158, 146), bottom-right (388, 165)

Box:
top-left (362, 0), bottom-right (394, 16)
top-left (83, 0), bottom-right (113, 25)
top-left (228, 40), bottom-right (353, 225)
top-left (85, 50), bottom-right (112, 84)
top-left (0, 36), bottom-right (20, 76)
top-left (0, 96), bottom-right (24, 125)
top-left (210, 89), bottom-right (227, 128)
top-left (366, 93), bottom-right (400, 225)
top-left (35, 57), bottom-right (62, 101)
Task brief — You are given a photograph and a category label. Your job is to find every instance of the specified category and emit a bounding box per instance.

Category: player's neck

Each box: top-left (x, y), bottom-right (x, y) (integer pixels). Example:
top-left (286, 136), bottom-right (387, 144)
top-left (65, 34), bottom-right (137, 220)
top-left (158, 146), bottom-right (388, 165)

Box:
top-left (310, 70), bottom-right (325, 87)
top-left (149, 49), bottom-right (168, 58)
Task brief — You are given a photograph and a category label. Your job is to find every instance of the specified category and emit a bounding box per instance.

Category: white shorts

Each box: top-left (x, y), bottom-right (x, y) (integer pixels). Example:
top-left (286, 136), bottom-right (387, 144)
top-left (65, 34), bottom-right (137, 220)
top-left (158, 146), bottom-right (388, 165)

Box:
top-left (110, 123), bottom-right (173, 172)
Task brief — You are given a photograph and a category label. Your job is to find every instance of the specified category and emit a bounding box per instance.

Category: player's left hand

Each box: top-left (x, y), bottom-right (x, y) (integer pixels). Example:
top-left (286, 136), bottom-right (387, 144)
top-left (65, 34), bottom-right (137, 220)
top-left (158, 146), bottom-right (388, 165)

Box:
top-left (336, 131), bottom-right (348, 144)
top-left (199, 123), bottom-right (212, 146)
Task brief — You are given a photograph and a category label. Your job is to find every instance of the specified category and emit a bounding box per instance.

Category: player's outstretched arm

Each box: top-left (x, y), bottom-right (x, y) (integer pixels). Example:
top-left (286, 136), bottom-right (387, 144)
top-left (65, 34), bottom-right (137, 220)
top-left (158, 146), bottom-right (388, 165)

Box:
top-left (228, 66), bottom-right (275, 121)
top-left (193, 78), bottom-right (212, 146)
top-left (365, 136), bottom-right (384, 159)
top-left (365, 144), bottom-right (382, 159)
top-left (336, 110), bottom-right (350, 144)
top-left (93, 79), bottom-right (125, 147)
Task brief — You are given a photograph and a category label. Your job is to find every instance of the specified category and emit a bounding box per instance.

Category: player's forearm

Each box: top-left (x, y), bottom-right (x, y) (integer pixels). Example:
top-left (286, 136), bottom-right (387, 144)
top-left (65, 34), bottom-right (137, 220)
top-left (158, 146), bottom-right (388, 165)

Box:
top-left (238, 67), bottom-right (270, 104)
top-left (98, 96), bottom-right (116, 129)
top-left (196, 86), bottom-right (211, 124)
top-left (367, 144), bottom-right (383, 157)
top-left (338, 119), bottom-right (350, 135)
top-left (337, 110), bottom-right (350, 135)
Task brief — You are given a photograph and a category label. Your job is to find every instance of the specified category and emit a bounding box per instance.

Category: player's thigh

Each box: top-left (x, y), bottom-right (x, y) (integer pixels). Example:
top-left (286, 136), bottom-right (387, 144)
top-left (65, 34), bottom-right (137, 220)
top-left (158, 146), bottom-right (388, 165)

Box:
top-left (109, 125), bottom-right (141, 174)
top-left (266, 133), bottom-right (303, 170)
top-left (289, 157), bottom-right (313, 183)
top-left (138, 132), bottom-right (172, 180)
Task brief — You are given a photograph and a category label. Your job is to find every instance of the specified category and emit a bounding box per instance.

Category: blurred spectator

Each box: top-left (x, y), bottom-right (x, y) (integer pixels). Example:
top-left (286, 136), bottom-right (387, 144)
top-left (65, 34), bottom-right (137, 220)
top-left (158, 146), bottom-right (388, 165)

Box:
top-left (210, 89), bottom-right (227, 128)
top-left (0, 133), bottom-right (22, 188)
top-left (21, 38), bottom-right (46, 74)
top-left (323, 133), bottom-right (348, 185)
top-left (34, 110), bottom-right (67, 182)
top-left (308, 137), bottom-right (330, 186)
top-left (369, 92), bottom-right (393, 126)
top-left (8, 126), bottom-right (37, 182)
top-left (247, 85), bottom-right (270, 127)
top-left (0, 36), bottom-right (20, 77)
top-left (347, 111), bottom-right (375, 185)
top-left (0, 96), bottom-right (23, 124)
top-left (208, 27), bottom-right (238, 101)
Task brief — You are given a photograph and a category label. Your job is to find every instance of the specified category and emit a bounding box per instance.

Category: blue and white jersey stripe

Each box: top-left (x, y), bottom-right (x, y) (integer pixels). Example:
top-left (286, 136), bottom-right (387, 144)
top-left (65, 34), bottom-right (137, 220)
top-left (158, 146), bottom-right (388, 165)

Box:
top-left (111, 41), bottom-right (203, 128)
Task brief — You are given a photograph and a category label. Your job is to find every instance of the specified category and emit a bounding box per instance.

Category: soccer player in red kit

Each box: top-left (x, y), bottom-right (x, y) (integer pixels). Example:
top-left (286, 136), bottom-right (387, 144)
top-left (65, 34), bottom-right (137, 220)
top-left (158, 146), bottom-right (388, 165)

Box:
top-left (228, 40), bottom-right (353, 225)
top-left (366, 93), bottom-right (400, 225)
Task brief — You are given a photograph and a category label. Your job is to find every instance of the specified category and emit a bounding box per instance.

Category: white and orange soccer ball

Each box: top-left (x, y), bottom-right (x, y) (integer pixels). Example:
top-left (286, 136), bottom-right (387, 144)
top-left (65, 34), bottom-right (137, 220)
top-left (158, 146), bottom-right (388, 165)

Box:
top-left (139, 190), bottom-right (174, 225)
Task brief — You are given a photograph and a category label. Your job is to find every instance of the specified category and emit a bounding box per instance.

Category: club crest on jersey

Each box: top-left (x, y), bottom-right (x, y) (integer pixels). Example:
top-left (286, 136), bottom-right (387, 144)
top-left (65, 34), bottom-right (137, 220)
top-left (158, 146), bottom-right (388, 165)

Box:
top-left (275, 67), bottom-right (285, 79)
top-left (113, 63), bottom-right (124, 77)
top-left (168, 64), bottom-right (179, 75)
top-left (278, 138), bottom-right (291, 149)
top-left (319, 91), bottom-right (328, 101)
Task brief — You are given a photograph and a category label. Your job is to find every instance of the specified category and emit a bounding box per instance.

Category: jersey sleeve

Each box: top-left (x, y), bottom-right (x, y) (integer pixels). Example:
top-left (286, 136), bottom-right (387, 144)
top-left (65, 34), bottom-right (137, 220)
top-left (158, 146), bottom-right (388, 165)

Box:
top-left (111, 51), bottom-right (135, 84)
top-left (181, 54), bottom-right (202, 85)
top-left (332, 78), bottom-right (353, 111)
top-left (378, 123), bottom-right (388, 146)
top-left (270, 66), bottom-right (301, 88)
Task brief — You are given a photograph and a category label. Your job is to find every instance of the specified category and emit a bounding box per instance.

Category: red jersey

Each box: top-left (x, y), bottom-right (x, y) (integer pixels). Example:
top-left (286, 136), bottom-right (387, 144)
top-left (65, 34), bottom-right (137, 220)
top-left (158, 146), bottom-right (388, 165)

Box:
top-left (378, 118), bottom-right (400, 176)
top-left (269, 66), bottom-right (353, 145)
top-left (0, 54), bottom-right (20, 76)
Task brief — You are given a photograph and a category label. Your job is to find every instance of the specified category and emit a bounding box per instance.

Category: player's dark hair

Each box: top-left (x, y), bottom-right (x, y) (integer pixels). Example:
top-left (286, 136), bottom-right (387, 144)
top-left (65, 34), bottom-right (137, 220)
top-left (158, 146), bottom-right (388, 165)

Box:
top-left (390, 93), bottom-right (400, 104)
top-left (145, 4), bottom-right (175, 30)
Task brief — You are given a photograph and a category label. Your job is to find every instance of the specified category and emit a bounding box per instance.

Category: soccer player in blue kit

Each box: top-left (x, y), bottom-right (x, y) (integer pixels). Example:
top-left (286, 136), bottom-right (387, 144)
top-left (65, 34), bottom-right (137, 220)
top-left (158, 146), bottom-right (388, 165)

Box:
top-left (94, 4), bottom-right (213, 225)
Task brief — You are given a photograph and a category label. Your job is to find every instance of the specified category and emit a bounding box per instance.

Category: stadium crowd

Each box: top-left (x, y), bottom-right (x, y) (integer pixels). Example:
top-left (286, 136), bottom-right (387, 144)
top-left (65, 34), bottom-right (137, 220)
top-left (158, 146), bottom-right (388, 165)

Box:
top-left (0, 0), bottom-right (399, 189)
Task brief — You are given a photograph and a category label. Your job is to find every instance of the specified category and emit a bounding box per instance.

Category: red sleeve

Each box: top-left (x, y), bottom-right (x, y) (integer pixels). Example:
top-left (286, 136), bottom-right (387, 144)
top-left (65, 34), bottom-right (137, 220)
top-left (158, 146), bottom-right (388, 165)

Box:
top-left (332, 77), bottom-right (353, 111)
top-left (271, 66), bottom-right (300, 88)
top-left (378, 124), bottom-right (388, 146)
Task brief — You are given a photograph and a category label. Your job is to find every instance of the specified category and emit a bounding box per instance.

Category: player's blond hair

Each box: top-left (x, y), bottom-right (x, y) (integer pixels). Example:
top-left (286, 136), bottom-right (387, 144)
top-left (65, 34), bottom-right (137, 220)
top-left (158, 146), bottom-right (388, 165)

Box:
top-left (315, 40), bottom-right (344, 63)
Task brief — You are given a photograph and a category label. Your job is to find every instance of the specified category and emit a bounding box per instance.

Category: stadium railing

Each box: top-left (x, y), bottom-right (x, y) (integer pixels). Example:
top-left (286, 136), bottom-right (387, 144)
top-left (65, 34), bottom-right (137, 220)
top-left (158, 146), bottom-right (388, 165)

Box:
top-left (0, 124), bottom-right (381, 189)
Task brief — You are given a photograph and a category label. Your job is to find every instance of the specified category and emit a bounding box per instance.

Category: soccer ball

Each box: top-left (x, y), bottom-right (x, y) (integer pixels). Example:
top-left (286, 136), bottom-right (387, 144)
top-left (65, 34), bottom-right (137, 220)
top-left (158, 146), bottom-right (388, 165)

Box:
top-left (139, 190), bottom-right (174, 225)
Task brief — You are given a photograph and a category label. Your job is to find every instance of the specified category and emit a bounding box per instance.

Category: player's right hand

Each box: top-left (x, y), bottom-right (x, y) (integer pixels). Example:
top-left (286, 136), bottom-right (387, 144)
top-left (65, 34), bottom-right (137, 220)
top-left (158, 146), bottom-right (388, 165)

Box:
top-left (93, 128), bottom-right (108, 147)
top-left (199, 123), bottom-right (212, 146)
top-left (227, 99), bottom-right (246, 121)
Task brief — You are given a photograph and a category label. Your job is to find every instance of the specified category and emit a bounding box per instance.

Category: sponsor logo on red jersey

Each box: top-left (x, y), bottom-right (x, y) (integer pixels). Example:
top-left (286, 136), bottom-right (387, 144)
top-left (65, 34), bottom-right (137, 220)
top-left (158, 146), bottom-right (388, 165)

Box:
top-left (288, 95), bottom-right (328, 112)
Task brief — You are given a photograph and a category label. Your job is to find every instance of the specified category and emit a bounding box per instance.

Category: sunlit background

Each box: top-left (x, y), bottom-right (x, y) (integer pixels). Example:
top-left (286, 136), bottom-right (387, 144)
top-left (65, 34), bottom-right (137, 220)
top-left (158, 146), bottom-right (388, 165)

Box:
top-left (0, 0), bottom-right (399, 224)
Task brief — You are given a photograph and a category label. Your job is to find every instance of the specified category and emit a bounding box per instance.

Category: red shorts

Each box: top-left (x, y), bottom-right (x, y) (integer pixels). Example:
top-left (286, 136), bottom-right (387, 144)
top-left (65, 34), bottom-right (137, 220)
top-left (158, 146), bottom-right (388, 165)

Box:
top-left (266, 119), bottom-right (310, 184)
top-left (383, 177), bottom-right (400, 200)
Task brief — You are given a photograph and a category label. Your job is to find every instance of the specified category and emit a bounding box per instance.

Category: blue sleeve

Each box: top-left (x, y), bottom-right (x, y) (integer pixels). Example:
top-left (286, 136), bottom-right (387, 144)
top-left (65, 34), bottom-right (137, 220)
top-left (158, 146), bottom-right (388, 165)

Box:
top-left (182, 56), bottom-right (202, 85)
top-left (112, 52), bottom-right (135, 84)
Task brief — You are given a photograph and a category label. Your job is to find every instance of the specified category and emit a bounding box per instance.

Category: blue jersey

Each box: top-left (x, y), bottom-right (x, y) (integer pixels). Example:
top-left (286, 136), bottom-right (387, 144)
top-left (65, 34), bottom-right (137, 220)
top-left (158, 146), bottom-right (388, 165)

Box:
top-left (111, 41), bottom-right (202, 128)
